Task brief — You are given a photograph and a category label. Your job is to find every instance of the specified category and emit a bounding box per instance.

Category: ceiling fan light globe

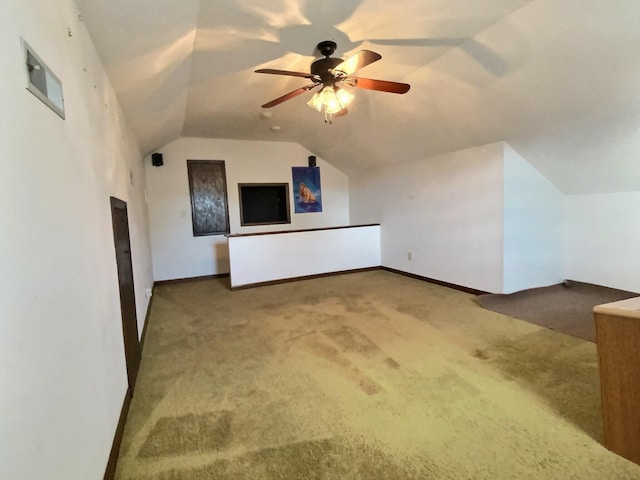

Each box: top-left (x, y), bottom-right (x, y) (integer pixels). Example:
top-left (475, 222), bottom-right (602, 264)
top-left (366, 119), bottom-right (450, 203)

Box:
top-left (335, 87), bottom-right (354, 108)
top-left (322, 86), bottom-right (351, 115)
top-left (306, 91), bottom-right (323, 112)
top-left (321, 86), bottom-right (336, 108)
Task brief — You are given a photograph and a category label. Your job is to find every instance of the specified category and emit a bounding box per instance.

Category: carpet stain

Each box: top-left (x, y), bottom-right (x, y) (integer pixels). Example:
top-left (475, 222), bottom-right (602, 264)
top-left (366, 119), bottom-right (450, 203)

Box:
top-left (396, 303), bottom-right (433, 323)
top-left (418, 369), bottom-right (482, 403)
top-left (472, 349), bottom-right (490, 360)
top-left (138, 411), bottom-right (233, 458)
top-left (252, 438), bottom-right (340, 478)
top-left (323, 325), bottom-right (381, 357)
top-left (384, 357), bottom-right (401, 369)
top-left (136, 438), bottom-right (430, 480)
top-left (307, 337), bottom-right (351, 368)
top-left (305, 336), bottom-right (383, 395)
top-left (357, 378), bottom-right (383, 396)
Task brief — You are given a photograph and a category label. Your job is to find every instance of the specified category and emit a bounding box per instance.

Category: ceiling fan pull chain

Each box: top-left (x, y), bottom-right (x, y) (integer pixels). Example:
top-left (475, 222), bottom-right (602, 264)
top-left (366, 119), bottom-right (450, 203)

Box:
top-left (324, 108), bottom-right (332, 124)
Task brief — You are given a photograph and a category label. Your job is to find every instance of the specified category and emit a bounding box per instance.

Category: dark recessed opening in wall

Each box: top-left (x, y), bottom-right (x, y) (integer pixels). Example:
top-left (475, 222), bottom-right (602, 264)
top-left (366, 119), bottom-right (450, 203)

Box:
top-left (238, 183), bottom-right (291, 226)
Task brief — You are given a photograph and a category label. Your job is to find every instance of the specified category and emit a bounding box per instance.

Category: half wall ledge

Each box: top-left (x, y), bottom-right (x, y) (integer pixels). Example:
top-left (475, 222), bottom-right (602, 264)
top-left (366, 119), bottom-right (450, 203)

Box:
top-left (227, 224), bottom-right (381, 289)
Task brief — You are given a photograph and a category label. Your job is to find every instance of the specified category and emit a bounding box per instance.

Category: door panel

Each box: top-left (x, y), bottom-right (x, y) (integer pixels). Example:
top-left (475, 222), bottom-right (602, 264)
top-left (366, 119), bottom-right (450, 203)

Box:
top-left (110, 197), bottom-right (141, 390)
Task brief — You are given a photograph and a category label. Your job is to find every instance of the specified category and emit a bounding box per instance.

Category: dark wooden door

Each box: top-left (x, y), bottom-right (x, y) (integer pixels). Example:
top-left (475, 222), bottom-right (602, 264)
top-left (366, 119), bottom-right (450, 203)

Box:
top-left (186, 160), bottom-right (230, 236)
top-left (110, 197), bottom-right (141, 391)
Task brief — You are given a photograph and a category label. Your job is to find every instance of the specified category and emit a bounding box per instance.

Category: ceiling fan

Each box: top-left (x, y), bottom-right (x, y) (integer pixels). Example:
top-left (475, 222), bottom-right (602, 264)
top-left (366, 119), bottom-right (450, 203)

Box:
top-left (255, 41), bottom-right (410, 122)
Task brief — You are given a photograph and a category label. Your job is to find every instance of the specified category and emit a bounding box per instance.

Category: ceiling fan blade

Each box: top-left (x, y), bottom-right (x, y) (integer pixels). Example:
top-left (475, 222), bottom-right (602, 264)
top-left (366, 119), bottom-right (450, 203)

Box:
top-left (261, 84), bottom-right (317, 108)
top-left (333, 50), bottom-right (381, 76)
top-left (350, 77), bottom-right (410, 94)
top-left (255, 68), bottom-right (317, 79)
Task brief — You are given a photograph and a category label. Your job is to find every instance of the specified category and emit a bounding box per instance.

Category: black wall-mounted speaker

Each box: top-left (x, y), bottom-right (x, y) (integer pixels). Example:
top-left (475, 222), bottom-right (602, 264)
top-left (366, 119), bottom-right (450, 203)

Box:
top-left (308, 155), bottom-right (316, 167)
top-left (151, 153), bottom-right (163, 167)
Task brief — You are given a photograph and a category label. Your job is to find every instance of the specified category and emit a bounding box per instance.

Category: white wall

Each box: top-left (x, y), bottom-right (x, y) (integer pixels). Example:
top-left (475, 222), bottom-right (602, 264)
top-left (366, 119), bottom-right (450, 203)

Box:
top-left (351, 143), bottom-right (506, 293)
top-left (229, 225), bottom-right (381, 287)
top-left (0, 1), bottom-right (153, 479)
top-left (146, 137), bottom-right (350, 281)
top-left (564, 191), bottom-right (640, 293)
top-left (352, 140), bottom-right (638, 295)
top-left (503, 144), bottom-right (564, 293)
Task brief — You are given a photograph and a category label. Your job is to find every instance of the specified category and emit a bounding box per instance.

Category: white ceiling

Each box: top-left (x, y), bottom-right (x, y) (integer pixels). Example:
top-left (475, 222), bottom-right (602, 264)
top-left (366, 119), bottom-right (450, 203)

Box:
top-left (74, 0), bottom-right (640, 194)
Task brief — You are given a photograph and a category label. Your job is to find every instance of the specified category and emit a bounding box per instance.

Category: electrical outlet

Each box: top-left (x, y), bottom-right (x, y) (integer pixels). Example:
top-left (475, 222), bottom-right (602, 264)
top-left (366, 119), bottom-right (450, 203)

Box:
top-left (145, 288), bottom-right (152, 298)
top-left (407, 252), bottom-right (412, 261)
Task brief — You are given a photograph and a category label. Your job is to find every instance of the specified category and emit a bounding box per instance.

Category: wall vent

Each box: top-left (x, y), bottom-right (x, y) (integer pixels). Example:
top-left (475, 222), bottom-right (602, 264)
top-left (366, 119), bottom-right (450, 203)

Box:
top-left (22, 39), bottom-right (65, 119)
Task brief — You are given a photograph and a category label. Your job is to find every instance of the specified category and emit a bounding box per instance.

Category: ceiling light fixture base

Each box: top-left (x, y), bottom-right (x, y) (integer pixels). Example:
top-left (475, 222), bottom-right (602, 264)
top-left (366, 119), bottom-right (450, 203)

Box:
top-left (317, 41), bottom-right (337, 58)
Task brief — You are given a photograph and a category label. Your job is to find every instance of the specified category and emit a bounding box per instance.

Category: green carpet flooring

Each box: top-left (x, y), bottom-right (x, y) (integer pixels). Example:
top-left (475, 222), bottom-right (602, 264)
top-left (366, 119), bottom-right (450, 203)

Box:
top-left (115, 270), bottom-right (640, 479)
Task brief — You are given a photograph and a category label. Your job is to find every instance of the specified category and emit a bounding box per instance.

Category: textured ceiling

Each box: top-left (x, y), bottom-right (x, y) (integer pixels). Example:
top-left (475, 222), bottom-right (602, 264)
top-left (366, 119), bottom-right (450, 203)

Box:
top-left (75, 0), bottom-right (640, 194)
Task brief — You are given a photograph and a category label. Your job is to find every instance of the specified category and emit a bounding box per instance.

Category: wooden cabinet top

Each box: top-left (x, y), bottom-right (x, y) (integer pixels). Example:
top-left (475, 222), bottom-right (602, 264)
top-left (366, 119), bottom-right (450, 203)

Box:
top-left (594, 296), bottom-right (640, 319)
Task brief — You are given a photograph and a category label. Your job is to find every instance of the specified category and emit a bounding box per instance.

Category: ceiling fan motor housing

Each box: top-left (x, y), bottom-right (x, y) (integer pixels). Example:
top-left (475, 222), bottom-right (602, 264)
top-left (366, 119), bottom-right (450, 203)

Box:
top-left (311, 57), bottom-right (343, 84)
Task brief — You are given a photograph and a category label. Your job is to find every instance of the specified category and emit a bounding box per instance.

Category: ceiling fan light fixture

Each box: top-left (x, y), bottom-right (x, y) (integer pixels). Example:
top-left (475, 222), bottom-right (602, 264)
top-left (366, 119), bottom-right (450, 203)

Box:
top-left (306, 86), bottom-right (354, 118)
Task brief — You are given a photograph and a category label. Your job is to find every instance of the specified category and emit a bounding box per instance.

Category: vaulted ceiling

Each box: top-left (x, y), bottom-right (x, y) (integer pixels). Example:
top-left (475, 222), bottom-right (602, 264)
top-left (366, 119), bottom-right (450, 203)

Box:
top-left (74, 0), bottom-right (640, 194)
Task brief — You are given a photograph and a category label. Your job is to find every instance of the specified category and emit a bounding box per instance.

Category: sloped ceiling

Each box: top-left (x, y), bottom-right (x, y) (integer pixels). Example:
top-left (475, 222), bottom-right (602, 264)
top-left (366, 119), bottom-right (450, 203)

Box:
top-left (74, 0), bottom-right (640, 194)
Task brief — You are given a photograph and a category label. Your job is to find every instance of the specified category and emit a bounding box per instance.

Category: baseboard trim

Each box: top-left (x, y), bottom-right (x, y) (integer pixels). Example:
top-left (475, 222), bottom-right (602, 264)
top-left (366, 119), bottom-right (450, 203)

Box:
top-left (229, 267), bottom-right (490, 294)
top-left (103, 388), bottom-right (132, 480)
top-left (154, 273), bottom-right (230, 286)
top-left (382, 267), bottom-right (489, 295)
top-left (230, 267), bottom-right (381, 290)
top-left (138, 284), bottom-right (155, 352)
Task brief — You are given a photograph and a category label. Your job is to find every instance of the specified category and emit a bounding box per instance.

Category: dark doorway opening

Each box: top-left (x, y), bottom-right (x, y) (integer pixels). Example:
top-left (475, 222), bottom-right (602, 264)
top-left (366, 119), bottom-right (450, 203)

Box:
top-left (110, 197), bottom-right (141, 391)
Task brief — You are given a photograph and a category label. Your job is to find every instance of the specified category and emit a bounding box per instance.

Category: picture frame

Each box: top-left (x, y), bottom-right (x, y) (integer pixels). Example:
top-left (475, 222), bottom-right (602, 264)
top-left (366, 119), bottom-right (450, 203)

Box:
top-left (292, 167), bottom-right (322, 213)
